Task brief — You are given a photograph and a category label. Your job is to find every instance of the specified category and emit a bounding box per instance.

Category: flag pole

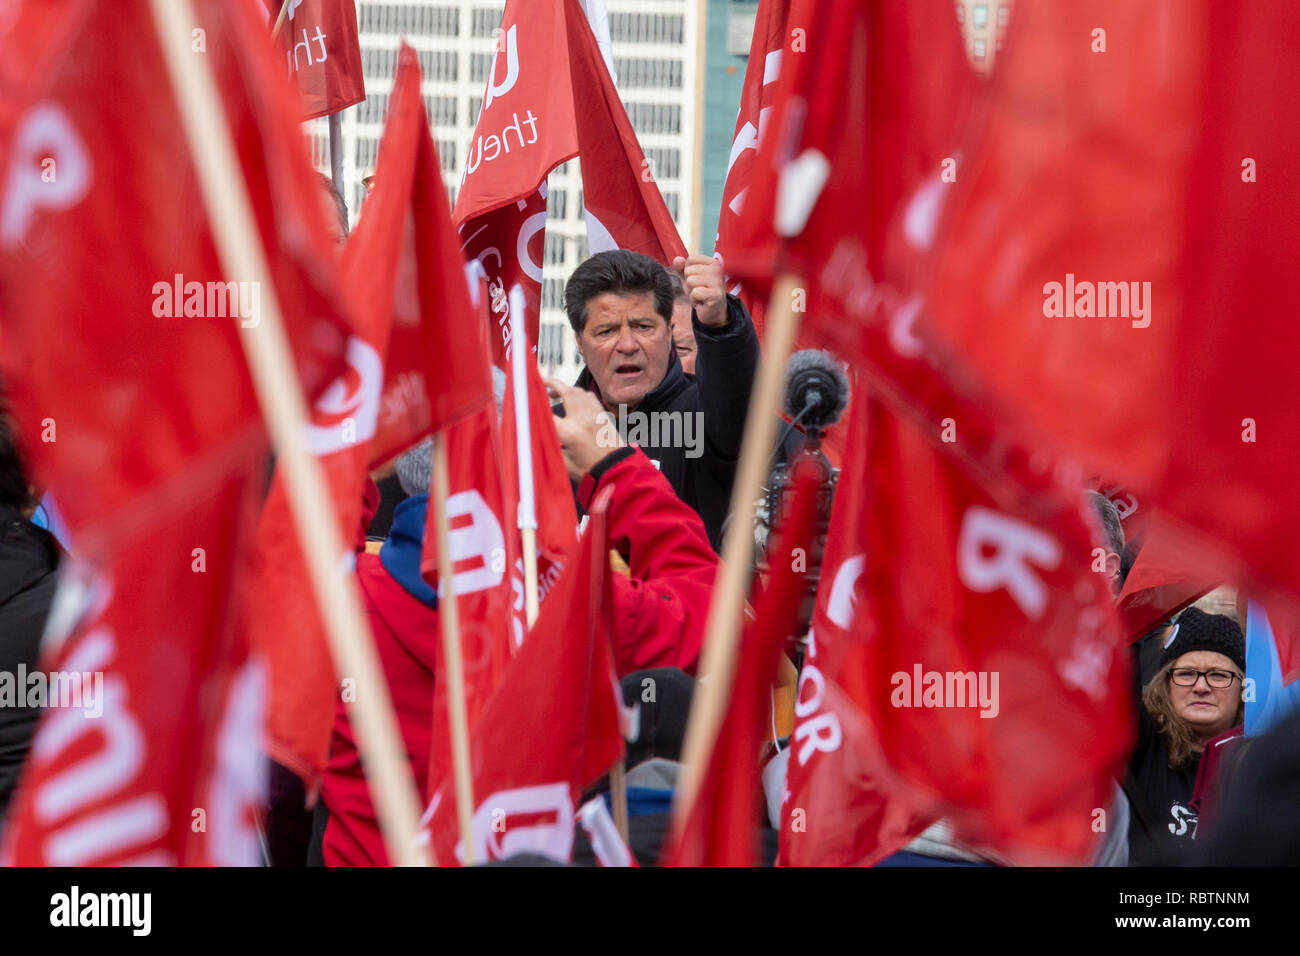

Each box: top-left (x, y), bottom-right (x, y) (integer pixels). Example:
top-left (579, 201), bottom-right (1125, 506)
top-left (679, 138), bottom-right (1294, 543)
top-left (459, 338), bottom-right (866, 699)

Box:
top-left (328, 112), bottom-right (345, 195)
top-left (674, 273), bottom-right (801, 824)
top-left (430, 432), bottom-right (478, 864)
top-left (271, 0), bottom-right (290, 40)
top-left (508, 285), bottom-right (541, 627)
top-left (148, 0), bottom-right (429, 867)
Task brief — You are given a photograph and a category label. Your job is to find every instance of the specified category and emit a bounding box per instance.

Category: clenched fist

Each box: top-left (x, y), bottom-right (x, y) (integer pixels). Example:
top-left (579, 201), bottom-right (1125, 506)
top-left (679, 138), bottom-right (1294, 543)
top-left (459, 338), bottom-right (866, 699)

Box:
top-left (671, 253), bottom-right (728, 328)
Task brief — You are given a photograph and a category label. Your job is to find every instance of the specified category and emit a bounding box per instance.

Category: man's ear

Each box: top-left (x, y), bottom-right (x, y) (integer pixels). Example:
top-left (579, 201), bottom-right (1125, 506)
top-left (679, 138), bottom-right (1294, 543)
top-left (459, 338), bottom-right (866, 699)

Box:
top-left (1105, 551), bottom-right (1122, 578)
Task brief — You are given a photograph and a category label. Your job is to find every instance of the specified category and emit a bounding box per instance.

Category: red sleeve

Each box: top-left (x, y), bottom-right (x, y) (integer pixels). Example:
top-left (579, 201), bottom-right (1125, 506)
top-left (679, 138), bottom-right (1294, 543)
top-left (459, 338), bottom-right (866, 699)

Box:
top-left (578, 447), bottom-right (718, 676)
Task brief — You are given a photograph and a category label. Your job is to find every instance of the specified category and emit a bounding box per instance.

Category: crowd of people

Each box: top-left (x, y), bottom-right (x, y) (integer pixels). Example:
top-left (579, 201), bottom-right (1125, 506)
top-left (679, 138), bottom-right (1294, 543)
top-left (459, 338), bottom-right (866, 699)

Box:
top-left (0, 176), bottom-right (1294, 869)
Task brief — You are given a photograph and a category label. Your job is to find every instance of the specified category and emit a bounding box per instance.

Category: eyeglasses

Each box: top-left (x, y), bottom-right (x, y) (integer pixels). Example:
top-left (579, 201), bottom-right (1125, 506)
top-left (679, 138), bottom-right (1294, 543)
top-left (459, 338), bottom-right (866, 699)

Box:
top-left (1169, 668), bottom-right (1239, 688)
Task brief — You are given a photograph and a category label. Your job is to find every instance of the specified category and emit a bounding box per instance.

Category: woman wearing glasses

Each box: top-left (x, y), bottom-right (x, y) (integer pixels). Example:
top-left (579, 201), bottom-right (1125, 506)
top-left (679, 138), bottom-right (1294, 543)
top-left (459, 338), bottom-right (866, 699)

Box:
top-left (1124, 607), bottom-right (1245, 865)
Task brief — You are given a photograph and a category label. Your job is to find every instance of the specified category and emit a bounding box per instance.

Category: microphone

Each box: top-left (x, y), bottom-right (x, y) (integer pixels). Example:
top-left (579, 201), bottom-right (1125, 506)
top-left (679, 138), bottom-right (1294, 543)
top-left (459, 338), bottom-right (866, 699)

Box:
top-left (759, 351), bottom-right (849, 657)
top-left (782, 349), bottom-right (850, 435)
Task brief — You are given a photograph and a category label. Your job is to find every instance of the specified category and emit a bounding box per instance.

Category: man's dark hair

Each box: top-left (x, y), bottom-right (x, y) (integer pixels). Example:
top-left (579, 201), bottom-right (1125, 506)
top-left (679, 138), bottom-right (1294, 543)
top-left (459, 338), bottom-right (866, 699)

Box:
top-left (563, 249), bottom-right (673, 335)
top-left (0, 397), bottom-right (36, 513)
top-left (1087, 490), bottom-right (1126, 558)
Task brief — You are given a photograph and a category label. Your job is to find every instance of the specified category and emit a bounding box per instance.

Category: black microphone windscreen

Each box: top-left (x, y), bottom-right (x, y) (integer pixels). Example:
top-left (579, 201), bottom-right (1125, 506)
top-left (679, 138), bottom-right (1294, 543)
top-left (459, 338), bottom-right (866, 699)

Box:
top-left (783, 349), bottom-right (849, 428)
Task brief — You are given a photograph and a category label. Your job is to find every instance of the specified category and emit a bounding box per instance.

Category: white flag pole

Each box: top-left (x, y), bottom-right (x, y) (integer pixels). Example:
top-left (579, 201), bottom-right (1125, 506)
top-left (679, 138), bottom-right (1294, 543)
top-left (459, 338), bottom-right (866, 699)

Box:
top-left (509, 285), bottom-right (541, 628)
top-left (149, 0), bottom-right (429, 866)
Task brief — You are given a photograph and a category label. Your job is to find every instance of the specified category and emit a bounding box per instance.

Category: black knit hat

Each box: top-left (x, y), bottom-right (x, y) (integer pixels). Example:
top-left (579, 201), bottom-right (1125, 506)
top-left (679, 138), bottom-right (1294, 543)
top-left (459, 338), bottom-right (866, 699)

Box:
top-left (1159, 606), bottom-right (1246, 673)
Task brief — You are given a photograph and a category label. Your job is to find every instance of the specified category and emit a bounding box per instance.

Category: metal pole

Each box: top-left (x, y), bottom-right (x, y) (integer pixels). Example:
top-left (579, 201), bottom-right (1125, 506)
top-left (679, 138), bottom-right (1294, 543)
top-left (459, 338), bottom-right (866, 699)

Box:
top-left (329, 111), bottom-right (344, 216)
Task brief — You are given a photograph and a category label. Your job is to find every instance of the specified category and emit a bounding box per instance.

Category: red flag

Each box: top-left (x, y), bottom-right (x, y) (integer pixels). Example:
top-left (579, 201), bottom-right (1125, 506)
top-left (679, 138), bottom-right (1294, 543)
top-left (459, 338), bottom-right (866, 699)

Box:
top-left (725, 0), bottom-right (974, 362)
top-left (1117, 516), bottom-right (1215, 644)
top-left (267, 0), bottom-right (365, 120)
top-left (782, 396), bottom-right (1133, 865)
top-left (424, 485), bottom-right (628, 865)
top-left (562, 0), bottom-right (686, 264)
top-left (0, 0), bottom-right (348, 864)
top-left (250, 43), bottom-right (428, 787)
top-left (452, 0), bottom-right (685, 370)
top-left (925, 0), bottom-right (1300, 611)
top-left (713, 0), bottom-right (793, 330)
top-left (663, 469), bottom-right (819, 867)
top-left (420, 400), bottom-right (521, 795)
top-left (368, 48), bottom-right (493, 464)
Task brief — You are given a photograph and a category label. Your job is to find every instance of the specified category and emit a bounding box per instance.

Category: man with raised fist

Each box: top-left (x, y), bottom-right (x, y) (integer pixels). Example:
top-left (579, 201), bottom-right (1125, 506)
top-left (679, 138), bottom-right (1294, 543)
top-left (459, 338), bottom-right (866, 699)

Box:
top-left (564, 249), bottom-right (761, 550)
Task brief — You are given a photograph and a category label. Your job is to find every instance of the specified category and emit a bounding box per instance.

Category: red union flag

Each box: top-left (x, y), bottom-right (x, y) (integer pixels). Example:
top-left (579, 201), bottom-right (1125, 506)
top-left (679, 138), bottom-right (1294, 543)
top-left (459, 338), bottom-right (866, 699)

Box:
top-left (251, 43), bottom-right (429, 787)
top-left (925, 0), bottom-right (1300, 612)
top-left (713, 0), bottom-right (793, 328)
top-left (420, 400), bottom-right (521, 796)
top-left (367, 48), bottom-right (493, 465)
top-left (453, 0), bottom-right (684, 369)
top-left (724, 0), bottom-right (974, 361)
top-left (781, 396), bottom-right (1133, 865)
top-left (563, 0), bottom-right (686, 265)
top-left (0, 0), bottom-right (350, 864)
top-left (266, 0), bottom-right (365, 120)
top-left (425, 486), bottom-right (628, 865)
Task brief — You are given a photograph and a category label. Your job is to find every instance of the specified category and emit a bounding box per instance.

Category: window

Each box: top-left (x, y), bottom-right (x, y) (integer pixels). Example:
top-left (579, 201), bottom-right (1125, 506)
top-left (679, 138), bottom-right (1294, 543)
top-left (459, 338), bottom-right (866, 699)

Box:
top-left (468, 96), bottom-right (483, 125)
top-left (425, 95), bottom-right (457, 126)
top-left (972, 38), bottom-right (986, 60)
top-left (359, 4), bottom-right (459, 37)
top-left (436, 139), bottom-right (456, 172)
top-left (418, 49), bottom-right (458, 82)
top-left (662, 191), bottom-right (680, 220)
top-left (537, 320), bottom-right (572, 370)
top-left (643, 147), bottom-right (681, 180)
top-left (624, 102), bottom-right (681, 135)
top-left (542, 278), bottom-right (566, 310)
top-left (355, 136), bottom-right (379, 169)
top-left (470, 52), bottom-right (494, 83)
top-left (550, 189), bottom-right (568, 220)
top-left (361, 47), bottom-right (395, 80)
top-left (609, 13), bottom-right (684, 44)
top-left (997, 5), bottom-right (1010, 28)
top-left (471, 7), bottom-right (504, 38)
top-left (613, 58), bottom-right (683, 89)
top-left (973, 4), bottom-right (988, 28)
top-left (954, 3), bottom-right (964, 25)
top-left (545, 233), bottom-right (567, 266)
top-left (356, 93), bottom-right (388, 125)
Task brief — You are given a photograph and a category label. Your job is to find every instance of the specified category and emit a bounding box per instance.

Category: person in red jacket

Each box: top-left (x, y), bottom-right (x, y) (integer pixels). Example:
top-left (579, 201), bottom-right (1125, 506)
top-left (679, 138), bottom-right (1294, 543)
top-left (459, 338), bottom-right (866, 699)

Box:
top-left (320, 389), bottom-right (717, 865)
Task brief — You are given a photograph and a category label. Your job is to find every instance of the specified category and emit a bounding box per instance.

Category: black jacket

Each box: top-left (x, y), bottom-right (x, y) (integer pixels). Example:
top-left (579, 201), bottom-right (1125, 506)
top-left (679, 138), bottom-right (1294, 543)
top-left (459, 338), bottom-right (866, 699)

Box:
top-left (0, 509), bottom-right (60, 828)
top-left (576, 295), bottom-right (761, 551)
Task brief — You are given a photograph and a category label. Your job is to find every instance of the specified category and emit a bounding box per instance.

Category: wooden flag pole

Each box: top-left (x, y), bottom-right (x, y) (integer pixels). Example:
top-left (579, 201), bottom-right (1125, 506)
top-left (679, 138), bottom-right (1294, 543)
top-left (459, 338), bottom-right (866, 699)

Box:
top-left (271, 0), bottom-right (290, 40)
top-left (521, 528), bottom-right (540, 628)
top-left (430, 433), bottom-right (478, 865)
top-left (149, 0), bottom-right (429, 867)
top-left (609, 761), bottom-right (631, 845)
top-left (673, 274), bottom-right (801, 825)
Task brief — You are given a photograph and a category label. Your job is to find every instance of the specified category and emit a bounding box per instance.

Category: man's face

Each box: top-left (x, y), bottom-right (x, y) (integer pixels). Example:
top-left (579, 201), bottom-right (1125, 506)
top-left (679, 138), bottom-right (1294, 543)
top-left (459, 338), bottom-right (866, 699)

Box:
top-left (576, 291), bottom-right (671, 411)
top-left (670, 297), bottom-right (696, 374)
